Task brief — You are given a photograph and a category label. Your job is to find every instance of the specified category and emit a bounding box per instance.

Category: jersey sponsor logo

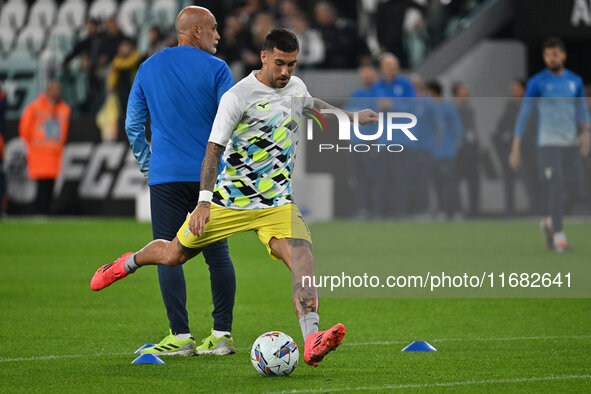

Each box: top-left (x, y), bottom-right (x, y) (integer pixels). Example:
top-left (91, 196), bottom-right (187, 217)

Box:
top-left (255, 99), bottom-right (271, 112)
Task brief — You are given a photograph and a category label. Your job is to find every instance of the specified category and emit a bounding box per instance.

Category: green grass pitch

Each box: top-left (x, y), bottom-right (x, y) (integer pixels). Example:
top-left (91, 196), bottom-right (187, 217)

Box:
top-left (0, 219), bottom-right (590, 392)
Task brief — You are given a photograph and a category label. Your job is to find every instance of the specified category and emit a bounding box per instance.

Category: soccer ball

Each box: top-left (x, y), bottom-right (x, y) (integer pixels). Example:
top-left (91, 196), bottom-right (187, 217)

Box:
top-left (250, 331), bottom-right (299, 377)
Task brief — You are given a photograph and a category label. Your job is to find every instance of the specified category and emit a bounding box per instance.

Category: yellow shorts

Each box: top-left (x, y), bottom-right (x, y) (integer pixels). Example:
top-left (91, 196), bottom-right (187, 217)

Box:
top-left (177, 203), bottom-right (312, 260)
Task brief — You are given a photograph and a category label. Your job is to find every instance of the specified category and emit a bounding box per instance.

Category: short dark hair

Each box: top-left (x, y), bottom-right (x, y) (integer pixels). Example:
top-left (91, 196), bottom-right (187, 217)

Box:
top-left (543, 37), bottom-right (566, 52)
top-left (262, 28), bottom-right (299, 53)
top-left (426, 80), bottom-right (442, 96)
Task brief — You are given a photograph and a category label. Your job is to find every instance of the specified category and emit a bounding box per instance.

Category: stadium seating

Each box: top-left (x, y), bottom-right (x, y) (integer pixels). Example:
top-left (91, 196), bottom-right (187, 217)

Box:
top-left (151, 0), bottom-right (179, 31)
top-left (48, 23), bottom-right (77, 62)
top-left (118, 0), bottom-right (148, 37)
top-left (88, 0), bottom-right (118, 22)
top-left (0, 26), bottom-right (17, 57)
top-left (14, 23), bottom-right (47, 59)
top-left (28, 0), bottom-right (57, 31)
top-left (56, 0), bottom-right (87, 32)
top-left (0, 0), bottom-right (28, 32)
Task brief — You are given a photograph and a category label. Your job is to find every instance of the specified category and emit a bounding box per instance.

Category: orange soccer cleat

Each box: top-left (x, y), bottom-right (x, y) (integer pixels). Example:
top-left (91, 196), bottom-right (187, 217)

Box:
top-left (304, 323), bottom-right (346, 366)
top-left (90, 252), bottom-right (134, 291)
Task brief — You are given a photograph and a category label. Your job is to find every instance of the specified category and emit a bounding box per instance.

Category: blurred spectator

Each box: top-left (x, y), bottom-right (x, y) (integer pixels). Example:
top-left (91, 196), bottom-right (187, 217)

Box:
top-left (409, 73), bottom-right (438, 216)
top-left (314, 1), bottom-right (367, 68)
top-left (453, 81), bottom-right (480, 216)
top-left (493, 79), bottom-right (540, 215)
top-left (241, 12), bottom-right (276, 76)
top-left (107, 39), bottom-right (141, 116)
top-left (236, 0), bottom-right (263, 24)
top-left (345, 64), bottom-right (380, 219)
top-left (277, 0), bottom-right (301, 26)
top-left (60, 18), bottom-right (103, 114)
top-left (145, 26), bottom-right (169, 59)
top-left (289, 13), bottom-right (325, 69)
top-left (217, 15), bottom-right (249, 72)
top-left (19, 81), bottom-right (71, 215)
top-left (0, 88), bottom-right (6, 218)
top-left (403, 0), bottom-right (428, 68)
top-left (426, 80), bottom-right (462, 220)
top-left (372, 53), bottom-right (416, 216)
top-left (98, 17), bottom-right (129, 67)
top-left (377, 0), bottom-right (425, 68)
top-left (62, 18), bottom-right (102, 68)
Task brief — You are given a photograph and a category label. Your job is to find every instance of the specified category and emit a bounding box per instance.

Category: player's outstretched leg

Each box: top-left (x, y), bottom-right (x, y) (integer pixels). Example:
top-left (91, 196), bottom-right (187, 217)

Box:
top-left (90, 237), bottom-right (195, 291)
top-left (270, 236), bottom-right (346, 366)
top-left (90, 252), bottom-right (134, 291)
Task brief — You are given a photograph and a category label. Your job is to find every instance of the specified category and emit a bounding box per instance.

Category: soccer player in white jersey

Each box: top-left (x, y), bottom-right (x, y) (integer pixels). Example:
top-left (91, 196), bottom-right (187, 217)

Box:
top-left (91, 28), bottom-right (378, 366)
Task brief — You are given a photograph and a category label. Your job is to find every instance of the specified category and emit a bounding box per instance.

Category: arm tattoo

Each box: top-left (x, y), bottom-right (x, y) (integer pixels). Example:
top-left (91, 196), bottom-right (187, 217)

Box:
top-left (200, 142), bottom-right (225, 192)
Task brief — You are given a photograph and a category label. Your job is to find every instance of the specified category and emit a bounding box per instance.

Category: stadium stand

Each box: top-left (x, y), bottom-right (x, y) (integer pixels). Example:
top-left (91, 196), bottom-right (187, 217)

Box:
top-left (117, 0), bottom-right (149, 38)
top-left (56, 0), bottom-right (88, 32)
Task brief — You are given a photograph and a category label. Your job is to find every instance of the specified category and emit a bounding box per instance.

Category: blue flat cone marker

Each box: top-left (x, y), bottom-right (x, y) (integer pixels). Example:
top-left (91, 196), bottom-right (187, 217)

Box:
top-left (402, 341), bottom-right (437, 351)
top-left (135, 344), bottom-right (156, 354)
top-left (132, 354), bottom-right (165, 364)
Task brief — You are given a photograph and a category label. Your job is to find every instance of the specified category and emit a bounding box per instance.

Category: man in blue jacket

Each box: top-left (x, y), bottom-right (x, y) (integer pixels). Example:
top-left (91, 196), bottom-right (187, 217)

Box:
top-left (124, 6), bottom-right (236, 356)
top-left (509, 37), bottom-right (590, 252)
top-left (426, 80), bottom-right (463, 220)
top-left (372, 53), bottom-right (416, 217)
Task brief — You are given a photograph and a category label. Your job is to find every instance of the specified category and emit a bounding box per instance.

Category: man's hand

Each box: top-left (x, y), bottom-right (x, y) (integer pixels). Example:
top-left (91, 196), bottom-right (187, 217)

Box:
top-left (188, 202), bottom-right (211, 237)
top-left (579, 129), bottom-right (590, 157)
top-left (508, 136), bottom-right (522, 171)
top-left (509, 147), bottom-right (521, 171)
top-left (356, 109), bottom-right (379, 125)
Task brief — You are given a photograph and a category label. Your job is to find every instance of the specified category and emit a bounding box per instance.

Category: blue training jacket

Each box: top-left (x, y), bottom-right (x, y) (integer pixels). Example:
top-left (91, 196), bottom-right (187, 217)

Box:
top-left (514, 68), bottom-right (590, 147)
top-left (125, 46), bottom-right (234, 185)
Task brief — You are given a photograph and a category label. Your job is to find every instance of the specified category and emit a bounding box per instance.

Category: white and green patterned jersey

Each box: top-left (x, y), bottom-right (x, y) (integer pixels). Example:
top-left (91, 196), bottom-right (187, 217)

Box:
top-left (208, 71), bottom-right (313, 209)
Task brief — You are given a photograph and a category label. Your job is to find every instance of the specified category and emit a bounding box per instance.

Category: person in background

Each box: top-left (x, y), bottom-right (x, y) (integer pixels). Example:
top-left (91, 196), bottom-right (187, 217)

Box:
top-left (124, 6), bottom-right (237, 357)
top-left (107, 38), bottom-right (142, 116)
top-left (509, 37), bottom-right (590, 252)
top-left (19, 81), bottom-right (71, 215)
top-left (409, 73), bottom-right (438, 217)
top-left (60, 18), bottom-right (103, 114)
top-left (372, 53), bottom-right (416, 217)
top-left (145, 26), bottom-right (169, 59)
top-left (289, 13), bottom-right (325, 69)
top-left (241, 12), bottom-right (276, 76)
top-left (345, 63), bottom-right (380, 219)
top-left (98, 17), bottom-right (128, 67)
top-left (493, 79), bottom-right (539, 216)
top-left (314, 1), bottom-right (367, 68)
top-left (426, 80), bottom-right (462, 220)
top-left (453, 81), bottom-right (480, 217)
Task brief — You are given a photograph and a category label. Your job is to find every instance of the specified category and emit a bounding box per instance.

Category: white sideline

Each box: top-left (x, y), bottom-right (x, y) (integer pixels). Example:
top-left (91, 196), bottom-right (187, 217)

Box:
top-left (274, 375), bottom-right (591, 393)
top-left (1, 335), bottom-right (590, 363)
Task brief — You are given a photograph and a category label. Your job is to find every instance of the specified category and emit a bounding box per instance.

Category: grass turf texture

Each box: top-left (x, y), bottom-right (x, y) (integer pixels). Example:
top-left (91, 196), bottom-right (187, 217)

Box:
top-left (0, 219), bottom-right (590, 392)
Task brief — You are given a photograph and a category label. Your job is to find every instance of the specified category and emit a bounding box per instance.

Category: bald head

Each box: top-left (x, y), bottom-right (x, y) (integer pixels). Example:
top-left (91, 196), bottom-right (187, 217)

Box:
top-left (379, 53), bottom-right (400, 82)
top-left (176, 6), bottom-right (220, 54)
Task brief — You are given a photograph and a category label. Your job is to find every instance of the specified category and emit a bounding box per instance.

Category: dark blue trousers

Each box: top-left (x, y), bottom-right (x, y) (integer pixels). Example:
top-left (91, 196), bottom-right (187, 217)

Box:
top-left (538, 146), bottom-right (584, 233)
top-left (150, 182), bottom-right (236, 334)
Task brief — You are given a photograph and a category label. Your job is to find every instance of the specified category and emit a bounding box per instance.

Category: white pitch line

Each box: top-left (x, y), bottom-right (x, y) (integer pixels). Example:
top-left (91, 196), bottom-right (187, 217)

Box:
top-left (273, 375), bottom-right (591, 393)
top-left (1, 335), bottom-right (590, 363)
top-left (0, 352), bottom-right (130, 363)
